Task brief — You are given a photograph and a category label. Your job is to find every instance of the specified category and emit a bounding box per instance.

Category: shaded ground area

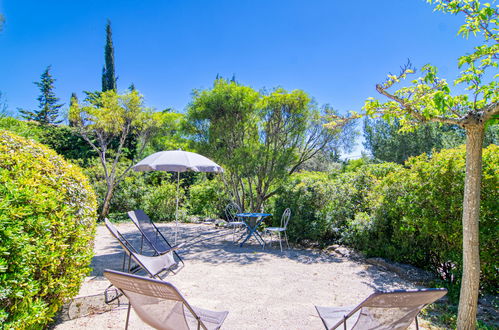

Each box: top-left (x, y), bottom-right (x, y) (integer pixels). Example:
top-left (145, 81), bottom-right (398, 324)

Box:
top-left (55, 222), bottom-right (425, 329)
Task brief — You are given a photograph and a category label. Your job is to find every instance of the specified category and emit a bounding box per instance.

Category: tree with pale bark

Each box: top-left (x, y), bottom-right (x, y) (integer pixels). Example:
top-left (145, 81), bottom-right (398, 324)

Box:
top-left (69, 90), bottom-right (156, 219)
top-left (329, 1), bottom-right (497, 328)
top-left (186, 78), bottom-right (353, 212)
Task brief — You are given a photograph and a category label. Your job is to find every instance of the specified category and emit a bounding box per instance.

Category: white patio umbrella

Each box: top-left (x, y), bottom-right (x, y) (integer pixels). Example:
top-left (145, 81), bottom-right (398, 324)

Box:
top-left (133, 150), bottom-right (223, 243)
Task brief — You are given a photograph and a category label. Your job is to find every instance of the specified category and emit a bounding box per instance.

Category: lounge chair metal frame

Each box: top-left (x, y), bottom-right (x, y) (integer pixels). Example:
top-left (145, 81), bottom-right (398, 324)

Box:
top-left (128, 210), bottom-right (185, 273)
top-left (105, 219), bottom-right (181, 279)
top-left (315, 288), bottom-right (447, 330)
top-left (104, 269), bottom-right (229, 330)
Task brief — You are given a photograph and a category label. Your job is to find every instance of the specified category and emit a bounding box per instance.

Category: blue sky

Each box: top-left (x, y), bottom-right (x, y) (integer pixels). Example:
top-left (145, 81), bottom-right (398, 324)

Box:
top-left (0, 1), bottom-right (478, 155)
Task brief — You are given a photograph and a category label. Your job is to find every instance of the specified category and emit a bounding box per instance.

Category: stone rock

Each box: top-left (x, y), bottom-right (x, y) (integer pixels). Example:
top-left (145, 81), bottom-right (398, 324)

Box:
top-left (325, 244), bottom-right (340, 251)
top-left (366, 257), bottom-right (436, 283)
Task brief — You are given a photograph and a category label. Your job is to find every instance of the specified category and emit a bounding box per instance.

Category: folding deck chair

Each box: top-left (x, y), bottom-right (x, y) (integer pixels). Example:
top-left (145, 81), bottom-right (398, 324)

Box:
top-left (105, 219), bottom-right (181, 279)
top-left (128, 210), bottom-right (185, 272)
top-left (315, 288), bottom-right (447, 330)
top-left (104, 269), bottom-right (229, 330)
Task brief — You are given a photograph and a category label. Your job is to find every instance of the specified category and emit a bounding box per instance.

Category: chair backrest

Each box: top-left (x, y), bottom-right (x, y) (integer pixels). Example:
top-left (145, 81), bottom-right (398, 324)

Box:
top-left (346, 288), bottom-right (447, 329)
top-left (225, 202), bottom-right (241, 223)
top-left (128, 210), bottom-right (172, 254)
top-left (104, 269), bottom-right (206, 330)
top-left (105, 218), bottom-right (139, 258)
top-left (280, 208), bottom-right (291, 229)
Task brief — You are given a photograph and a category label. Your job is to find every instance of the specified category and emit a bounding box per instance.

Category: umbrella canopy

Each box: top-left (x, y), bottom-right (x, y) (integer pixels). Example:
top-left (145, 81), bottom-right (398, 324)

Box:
top-left (133, 150), bottom-right (223, 173)
top-left (132, 150), bottom-right (223, 244)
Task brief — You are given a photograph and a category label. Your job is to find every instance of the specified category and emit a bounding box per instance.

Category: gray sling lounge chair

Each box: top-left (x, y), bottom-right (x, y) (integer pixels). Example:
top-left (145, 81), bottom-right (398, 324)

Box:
top-left (128, 210), bottom-right (185, 272)
top-left (315, 288), bottom-right (447, 330)
top-left (105, 219), bottom-right (180, 279)
top-left (104, 269), bottom-right (229, 330)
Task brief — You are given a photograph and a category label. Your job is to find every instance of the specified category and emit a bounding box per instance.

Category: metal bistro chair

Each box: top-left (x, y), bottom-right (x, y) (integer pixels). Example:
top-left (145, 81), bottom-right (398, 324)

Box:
top-left (315, 288), bottom-right (447, 330)
top-left (264, 208), bottom-right (291, 252)
top-left (224, 202), bottom-right (245, 242)
top-left (128, 210), bottom-right (185, 273)
top-left (104, 269), bottom-right (229, 330)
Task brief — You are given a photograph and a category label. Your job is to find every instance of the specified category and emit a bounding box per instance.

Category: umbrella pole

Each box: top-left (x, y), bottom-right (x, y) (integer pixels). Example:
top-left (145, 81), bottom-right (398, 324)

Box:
top-left (175, 171), bottom-right (179, 244)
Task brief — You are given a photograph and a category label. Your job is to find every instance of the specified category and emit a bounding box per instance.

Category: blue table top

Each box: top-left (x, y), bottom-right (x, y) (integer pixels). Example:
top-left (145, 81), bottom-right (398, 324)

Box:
top-left (236, 212), bottom-right (271, 217)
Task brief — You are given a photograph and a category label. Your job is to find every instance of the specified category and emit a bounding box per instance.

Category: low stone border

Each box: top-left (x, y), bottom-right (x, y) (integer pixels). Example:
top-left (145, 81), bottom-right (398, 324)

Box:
top-left (325, 244), bottom-right (436, 284)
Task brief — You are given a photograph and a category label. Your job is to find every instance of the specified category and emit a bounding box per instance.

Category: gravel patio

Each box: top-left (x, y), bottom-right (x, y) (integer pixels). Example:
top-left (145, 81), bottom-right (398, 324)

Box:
top-left (54, 222), bottom-right (427, 330)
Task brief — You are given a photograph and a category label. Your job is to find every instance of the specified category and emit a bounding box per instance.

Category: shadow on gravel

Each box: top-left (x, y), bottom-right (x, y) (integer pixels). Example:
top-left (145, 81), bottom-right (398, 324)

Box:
top-left (91, 222), bottom-right (343, 276)
top-left (356, 264), bottom-right (419, 292)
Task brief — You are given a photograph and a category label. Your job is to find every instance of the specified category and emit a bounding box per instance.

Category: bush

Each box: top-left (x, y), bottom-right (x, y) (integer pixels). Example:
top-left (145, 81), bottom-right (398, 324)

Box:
top-left (83, 159), bottom-right (158, 217)
top-left (0, 131), bottom-right (97, 328)
top-left (142, 182), bottom-right (185, 222)
top-left (272, 163), bottom-right (401, 244)
top-left (347, 145), bottom-right (498, 291)
top-left (0, 117), bottom-right (95, 164)
top-left (187, 177), bottom-right (228, 219)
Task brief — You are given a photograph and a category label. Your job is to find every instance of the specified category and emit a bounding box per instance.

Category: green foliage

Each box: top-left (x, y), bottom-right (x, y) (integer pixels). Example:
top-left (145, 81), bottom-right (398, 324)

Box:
top-left (18, 66), bottom-right (64, 124)
top-left (363, 1), bottom-right (498, 128)
top-left (187, 177), bottom-right (229, 219)
top-left (102, 20), bottom-right (117, 92)
top-left (272, 172), bottom-right (336, 242)
top-left (145, 109), bottom-right (191, 154)
top-left (186, 78), bottom-right (346, 211)
top-left (271, 163), bottom-right (401, 243)
top-left (0, 117), bottom-right (95, 164)
top-left (142, 182), bottom-right (185, 222)
top-left (70, 89), bottom-right (157, 219)
top-left (363, 118), bottom-right (465, 163)
top-left (345, 145), bottom-right (498, 291)
top-left (0, 131), bottom-right (97, 329)
top-left (68, 93), bottom-right (79, 127)
top-left (364, 117), bottom-right (499, 164)
top-left (83, 159), bottom-right (153, 215)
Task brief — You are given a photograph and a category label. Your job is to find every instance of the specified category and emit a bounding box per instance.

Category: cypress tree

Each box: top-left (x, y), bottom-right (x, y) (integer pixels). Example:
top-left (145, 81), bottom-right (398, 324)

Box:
top-left (69, 93), bottom-right (79, 127)
top-left (19, 66), bottom-right (64, 124)
top-left (102, 20), bottom-right (117, 92)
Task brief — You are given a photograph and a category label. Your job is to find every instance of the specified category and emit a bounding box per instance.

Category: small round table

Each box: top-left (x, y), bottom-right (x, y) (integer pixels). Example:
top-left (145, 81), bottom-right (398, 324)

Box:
top-left (235, 213), bottom-right (271, 248)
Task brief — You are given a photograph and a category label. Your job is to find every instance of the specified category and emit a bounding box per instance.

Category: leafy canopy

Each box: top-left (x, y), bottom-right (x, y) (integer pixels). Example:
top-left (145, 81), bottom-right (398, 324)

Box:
top-left (186, 78), bottom-right (347, 210)
top-left (362, 0), bottom-right (498, 129)
top-left (19, 66), bottom-right (64, 124)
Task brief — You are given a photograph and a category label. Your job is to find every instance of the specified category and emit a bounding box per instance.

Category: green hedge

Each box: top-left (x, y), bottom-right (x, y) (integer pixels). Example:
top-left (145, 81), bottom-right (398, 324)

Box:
top-left (0, 117), bottom-right (95, 164)
top-left (272, 163), bottom-right (401, 242)
top-left (187, 177), bottom-right (228, 219)
top-left (347, 145), bottom-right (498, 292)
top-left (0, 131), bottom-right (97, 329)
top-left (273, 145), bottom-right (497, 292)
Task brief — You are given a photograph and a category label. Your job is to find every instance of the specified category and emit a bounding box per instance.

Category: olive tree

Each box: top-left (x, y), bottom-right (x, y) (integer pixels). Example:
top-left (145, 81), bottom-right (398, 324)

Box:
top-left (186, 78), bottom-right (350, 211)
top-left (330, 1), bottom-right (497, 328)
top-left (69, 90), bottom-right (156, 219)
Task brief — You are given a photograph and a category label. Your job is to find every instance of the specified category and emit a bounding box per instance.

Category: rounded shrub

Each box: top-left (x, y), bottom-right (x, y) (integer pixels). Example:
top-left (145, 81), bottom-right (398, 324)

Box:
top-left (349, 145), bottom-right (498, 292)
top-left (187, 177), bottom-right (228, 219)
top-left (272, 163), bottom-right (401, 244)
top-left (0, 130), bottom-right (97, 329)
top-left (142, 182), bottom-right (184, 222)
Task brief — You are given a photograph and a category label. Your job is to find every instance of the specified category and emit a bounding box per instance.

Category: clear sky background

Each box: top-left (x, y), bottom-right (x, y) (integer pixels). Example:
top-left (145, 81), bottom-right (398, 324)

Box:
top-left (0, 0), bottom-right (479, 156)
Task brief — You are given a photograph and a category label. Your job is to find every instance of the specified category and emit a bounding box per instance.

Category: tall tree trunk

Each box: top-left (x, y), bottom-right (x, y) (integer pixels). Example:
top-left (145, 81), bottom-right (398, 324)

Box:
top-left (100, 183), bottom-right (115, 220)
top-left (457, 124), bottom-right (484, 330)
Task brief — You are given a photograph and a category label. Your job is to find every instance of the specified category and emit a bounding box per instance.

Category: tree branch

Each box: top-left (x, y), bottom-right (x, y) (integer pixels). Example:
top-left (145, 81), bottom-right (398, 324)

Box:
top-left (482, 102), bottom-right (499, 122)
